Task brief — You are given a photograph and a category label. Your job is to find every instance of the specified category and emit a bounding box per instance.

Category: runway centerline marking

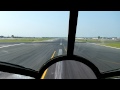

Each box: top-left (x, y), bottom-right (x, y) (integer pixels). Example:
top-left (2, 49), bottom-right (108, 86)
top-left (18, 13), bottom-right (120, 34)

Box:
top-left (51, 51), bottom-right (56, 59)
top-left (41, 69), bottom-right (48, 79)
top-left (41, 51), bottom-right (56, 79)
top-left (60, 43), bottom-right (62, 45)
top-left (63, 44), bottom-right (67, 52)
top-left (55, 49), bottom-right (63, 79)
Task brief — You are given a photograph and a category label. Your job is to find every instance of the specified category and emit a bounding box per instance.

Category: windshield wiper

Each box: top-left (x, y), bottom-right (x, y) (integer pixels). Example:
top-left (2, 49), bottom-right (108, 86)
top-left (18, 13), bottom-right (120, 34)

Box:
top-left (0, 61), bottom-right (38, 78)
top-left (102, 68), bottom-right (120, 74)
top-left (0, 61), bottom-right (37, 72)
top-left (101, 68), bottom-right (120, 79)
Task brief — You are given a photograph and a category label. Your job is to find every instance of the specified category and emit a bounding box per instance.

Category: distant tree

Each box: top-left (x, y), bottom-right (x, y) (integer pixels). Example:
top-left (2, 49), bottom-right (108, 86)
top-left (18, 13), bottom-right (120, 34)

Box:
top-left (98, 36), bottom-right (100, 39)
top-left (0, 36), bottom-right (4, 38)
top-left (11, 35), bottom-right (14, 38)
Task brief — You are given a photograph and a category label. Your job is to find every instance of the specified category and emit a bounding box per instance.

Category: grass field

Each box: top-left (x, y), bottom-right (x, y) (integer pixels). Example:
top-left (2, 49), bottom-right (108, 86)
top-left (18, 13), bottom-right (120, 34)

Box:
top-left (76, 39), bottom-right (120, 48)
top-left (75, 39), bottom-right (101, 43)
top-left (102, 42), bottom-right (120, 48)
top-left (0, 38), bottom-right (52, 42)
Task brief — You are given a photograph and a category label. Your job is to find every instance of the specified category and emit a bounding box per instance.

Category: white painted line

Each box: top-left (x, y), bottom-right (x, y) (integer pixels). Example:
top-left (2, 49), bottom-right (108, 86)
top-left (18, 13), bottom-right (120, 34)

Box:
top-left (60, 39), bottom-right (62, 45)
top-left (58, 49), bottom-right (62, 55)
top-left (55, 49), bottom-right (63, 79)
top-left (90, 43), bottom-right (120, 50)
top-left (63, 44), bottom-right (67, 52)
top-left (60, 43), bottom-right (62, 45)
top-left (55, 61), bottom-right (63, 79)
top-left (0, 43), bottom-right (25, 49)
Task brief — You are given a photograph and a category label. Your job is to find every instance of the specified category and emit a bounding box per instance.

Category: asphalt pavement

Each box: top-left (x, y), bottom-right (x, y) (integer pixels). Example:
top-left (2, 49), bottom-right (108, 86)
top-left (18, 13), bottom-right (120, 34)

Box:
top-left (44, 40), bottom-right (120, 79)
top-left (74, 42), bottom-right (120, 72)
top-left (0, 39), bottom-right (120, 79)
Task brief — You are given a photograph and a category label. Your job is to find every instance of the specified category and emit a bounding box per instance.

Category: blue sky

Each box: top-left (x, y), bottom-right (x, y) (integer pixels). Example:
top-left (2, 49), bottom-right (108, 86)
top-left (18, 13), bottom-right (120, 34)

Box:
top-left (0, 11), bottom-right (69, 37)
top-left (76, 11), bottom-right (120, 37)
top-left (0, 11), bottom-right (120, 37)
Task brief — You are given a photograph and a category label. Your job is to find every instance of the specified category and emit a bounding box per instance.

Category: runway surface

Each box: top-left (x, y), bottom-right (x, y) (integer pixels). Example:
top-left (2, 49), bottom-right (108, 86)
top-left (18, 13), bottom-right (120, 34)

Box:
top-left (0, 38), bottom-right (120, 79)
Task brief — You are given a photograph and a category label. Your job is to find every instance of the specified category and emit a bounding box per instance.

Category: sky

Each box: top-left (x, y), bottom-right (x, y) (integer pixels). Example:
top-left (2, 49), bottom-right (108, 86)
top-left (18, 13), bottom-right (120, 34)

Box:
top-left (76, 11), bottom-right (120, 37)
top-left (0, 11), bottom-right (120, 37)
top-left (0, 11), bottom-right (69, 37)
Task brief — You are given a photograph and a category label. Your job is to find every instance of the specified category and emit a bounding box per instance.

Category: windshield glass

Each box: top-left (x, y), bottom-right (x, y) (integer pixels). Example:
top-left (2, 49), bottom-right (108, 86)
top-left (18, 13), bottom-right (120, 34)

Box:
top-left (0, 11), bottom-right (69, 71)
top-left (74, 11), bottom-right (120, 73)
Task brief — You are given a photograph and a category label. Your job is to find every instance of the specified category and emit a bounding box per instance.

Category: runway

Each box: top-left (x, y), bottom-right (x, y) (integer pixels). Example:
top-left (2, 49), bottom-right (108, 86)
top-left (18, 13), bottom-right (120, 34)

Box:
top-left (0, 38), bottom-right (120, 79)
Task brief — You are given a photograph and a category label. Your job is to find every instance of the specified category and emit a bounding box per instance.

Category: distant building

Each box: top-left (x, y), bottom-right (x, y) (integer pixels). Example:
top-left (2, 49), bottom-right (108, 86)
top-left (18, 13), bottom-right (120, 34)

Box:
top-left (92, 38), bottom-right (98, 39)
top-left (112, 37), bottom-right (117, 40)
top-left (76, 37), bottom-right (84, 39)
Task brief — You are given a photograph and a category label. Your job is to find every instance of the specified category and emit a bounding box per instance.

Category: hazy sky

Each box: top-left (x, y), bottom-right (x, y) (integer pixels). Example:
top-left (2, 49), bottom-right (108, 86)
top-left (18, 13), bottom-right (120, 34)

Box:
top-left (0, 11), bottom-right (120, 37)
top-left (0, 11), bottom-right (69, 37)
top-left (76, 11), bottom-right (120, 37)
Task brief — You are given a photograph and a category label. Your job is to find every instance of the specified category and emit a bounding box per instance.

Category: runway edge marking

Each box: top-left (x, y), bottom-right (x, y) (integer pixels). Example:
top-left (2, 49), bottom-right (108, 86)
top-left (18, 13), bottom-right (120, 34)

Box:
top-left (90, 43), bottom-right (120, 50)
top-left (0, 43), bottom-right (25, 48)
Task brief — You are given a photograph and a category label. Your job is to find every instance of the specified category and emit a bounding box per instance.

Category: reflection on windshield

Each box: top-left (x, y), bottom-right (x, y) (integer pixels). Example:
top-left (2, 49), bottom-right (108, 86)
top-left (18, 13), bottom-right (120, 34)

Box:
top-left (0, 71), bottom-right (34, 79)
top-left (74, 11), bottom-right (120, 73)
top-left (0, 11), bottom-right (69, 71)
top-left (41, 60), bottom-right (97, 79)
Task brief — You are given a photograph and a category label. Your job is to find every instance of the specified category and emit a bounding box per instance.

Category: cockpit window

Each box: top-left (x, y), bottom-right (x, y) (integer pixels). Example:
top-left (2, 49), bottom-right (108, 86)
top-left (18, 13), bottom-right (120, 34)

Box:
top-left (74, 11), bottom-right (120, 72)
top-left (0, 11), bottom-right (69, 71)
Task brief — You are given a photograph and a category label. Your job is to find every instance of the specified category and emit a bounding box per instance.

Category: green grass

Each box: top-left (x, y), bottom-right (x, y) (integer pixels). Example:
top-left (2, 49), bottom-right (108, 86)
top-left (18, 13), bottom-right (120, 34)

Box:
top-left (76, 39), bottom-right (120, 48)
top-left (102, 42), bottom-right (120, 48)
top-left (0, 38), bottom-right (52, 42)
top-left (76, 39), bottom-right (101, 43)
